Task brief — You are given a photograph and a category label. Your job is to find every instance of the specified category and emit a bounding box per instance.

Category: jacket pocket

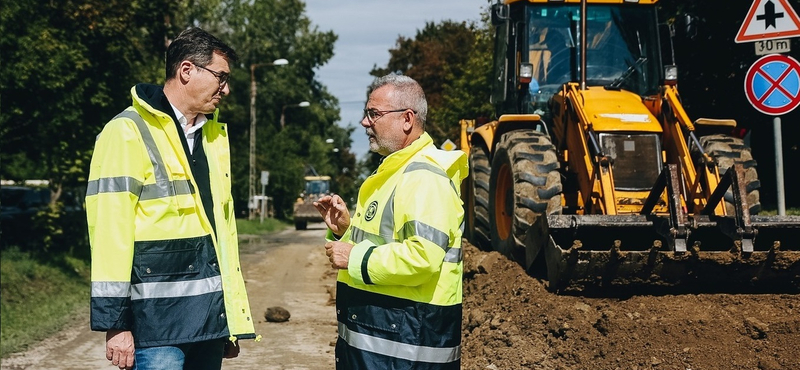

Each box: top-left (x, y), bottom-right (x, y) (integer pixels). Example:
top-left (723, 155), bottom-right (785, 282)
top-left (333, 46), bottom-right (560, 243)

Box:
top-left (347, 305), bottom-right (407, 335)
top-left (134, 238), bottom-right (203, 278)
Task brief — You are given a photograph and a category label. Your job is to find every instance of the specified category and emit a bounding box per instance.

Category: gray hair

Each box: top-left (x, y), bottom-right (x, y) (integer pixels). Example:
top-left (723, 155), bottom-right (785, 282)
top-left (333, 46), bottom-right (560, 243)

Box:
top-left (368, 74), bottom-right (427, 128)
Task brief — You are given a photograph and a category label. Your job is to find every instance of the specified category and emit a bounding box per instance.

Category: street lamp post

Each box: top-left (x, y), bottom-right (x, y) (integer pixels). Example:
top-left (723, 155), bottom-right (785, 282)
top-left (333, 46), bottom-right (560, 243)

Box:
top-left (326, 138), bottom-right (340, 152)
top-left (249, 58), bottom-right (288, 220)
top-left (280, 101), bottom-right (310, 130)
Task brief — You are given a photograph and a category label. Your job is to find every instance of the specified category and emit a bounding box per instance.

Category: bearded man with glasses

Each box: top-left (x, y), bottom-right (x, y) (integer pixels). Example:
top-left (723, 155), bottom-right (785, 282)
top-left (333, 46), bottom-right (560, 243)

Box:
top-left (314, 74), bottom-right (468, 369)
top-left (86, 27), bottom-right (257, 370)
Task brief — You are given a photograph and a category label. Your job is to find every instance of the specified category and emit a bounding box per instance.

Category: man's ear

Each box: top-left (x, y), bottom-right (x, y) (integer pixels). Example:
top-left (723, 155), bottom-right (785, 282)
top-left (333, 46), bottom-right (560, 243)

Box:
top-left (178, 61), bottom-right (194, 82)
top-left (402, 110), bottom-right (415, 132)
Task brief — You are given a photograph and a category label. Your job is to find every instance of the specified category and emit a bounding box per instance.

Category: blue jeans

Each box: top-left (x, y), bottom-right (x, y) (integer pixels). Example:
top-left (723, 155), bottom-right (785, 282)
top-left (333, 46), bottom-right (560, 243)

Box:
top-left (133, 339), bottom-right (225, 370)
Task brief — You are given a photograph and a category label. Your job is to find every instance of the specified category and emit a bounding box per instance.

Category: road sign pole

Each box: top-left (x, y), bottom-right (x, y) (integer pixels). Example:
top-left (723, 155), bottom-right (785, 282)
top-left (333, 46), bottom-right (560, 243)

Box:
top-left (774, 117), bottom-right (786, 216)
top-left (260, 184), bottom-right (267, 223)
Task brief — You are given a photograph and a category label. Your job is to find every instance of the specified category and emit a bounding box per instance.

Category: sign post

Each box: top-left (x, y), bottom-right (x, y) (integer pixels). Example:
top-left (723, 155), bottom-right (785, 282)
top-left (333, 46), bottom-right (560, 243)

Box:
top-left (743, 54), bottom-right (800, 215)
top-left (260, 171), bottom-right (269, 223)
top-left (737, 0), bottom-right (800, 215)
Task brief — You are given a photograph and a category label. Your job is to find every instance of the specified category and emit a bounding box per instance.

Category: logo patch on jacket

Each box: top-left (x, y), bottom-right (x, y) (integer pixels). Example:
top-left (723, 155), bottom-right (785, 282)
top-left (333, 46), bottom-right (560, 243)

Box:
top-left (365, 201), bottom-right (378, 221)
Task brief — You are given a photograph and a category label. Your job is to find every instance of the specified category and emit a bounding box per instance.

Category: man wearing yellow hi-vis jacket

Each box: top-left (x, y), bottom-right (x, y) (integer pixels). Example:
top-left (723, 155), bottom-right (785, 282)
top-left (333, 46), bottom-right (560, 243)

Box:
top-left (314, 74), bottom-right (468, 370)
top-left (86, 28), bottom-right (256, 370)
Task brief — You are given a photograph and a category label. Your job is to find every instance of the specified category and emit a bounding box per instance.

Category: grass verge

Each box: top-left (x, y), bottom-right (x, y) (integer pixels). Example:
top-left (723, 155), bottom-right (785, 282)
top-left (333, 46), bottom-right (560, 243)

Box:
top-left (0, 248), bottom-right (90, 357)
top-left (760, 207), bottom-right (800, 216)
top-left (236, 217), bottom-right (289, 235)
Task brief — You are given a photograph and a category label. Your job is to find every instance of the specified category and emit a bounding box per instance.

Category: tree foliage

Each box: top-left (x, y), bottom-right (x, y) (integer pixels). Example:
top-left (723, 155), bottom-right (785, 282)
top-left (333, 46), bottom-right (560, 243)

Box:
top-left (180, 0), bottom-right (354, 218)
top-left (1, 0), bottom-right (356, 253)
top-left (1, 0), bottom-right (176, 251)
top-left (366, 18), bottom-right (494, 171)
top-left (370, 20), bottom-right (491, 144)
top-left (1, 0), bottom-right (175, 193)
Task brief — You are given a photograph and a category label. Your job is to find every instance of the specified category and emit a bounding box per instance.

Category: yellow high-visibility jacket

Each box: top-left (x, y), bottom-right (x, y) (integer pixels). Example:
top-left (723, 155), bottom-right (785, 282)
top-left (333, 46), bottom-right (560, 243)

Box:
top-left (86, 84), bottom-right (255, 347)
top-left (332, 132), bottom-right (468, 370)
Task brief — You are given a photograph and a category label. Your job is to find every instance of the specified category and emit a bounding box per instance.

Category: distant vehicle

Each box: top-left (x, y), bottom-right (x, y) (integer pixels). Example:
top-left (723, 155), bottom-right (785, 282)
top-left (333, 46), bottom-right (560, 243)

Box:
top-left (1, 185), bottom-right (85, 248)
top-left (1, 186), bottom-right (50, 221)
top-left (1, 186), bottom-right (50, 247)
top-left (293, 176), bottom-right (331, 230)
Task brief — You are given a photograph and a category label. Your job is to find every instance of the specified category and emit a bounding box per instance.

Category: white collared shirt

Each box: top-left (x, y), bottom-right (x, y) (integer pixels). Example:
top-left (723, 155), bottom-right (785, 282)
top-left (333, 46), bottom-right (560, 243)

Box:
top-left (170, 104), bottom-right (207, 154)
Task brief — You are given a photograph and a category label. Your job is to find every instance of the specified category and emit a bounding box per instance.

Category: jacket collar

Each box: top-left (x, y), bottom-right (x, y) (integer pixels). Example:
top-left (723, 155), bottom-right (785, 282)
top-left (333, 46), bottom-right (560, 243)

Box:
top-left (377, 132), bottom-right (433, 173)
top-left (131, 84), bottom-right (219, 124)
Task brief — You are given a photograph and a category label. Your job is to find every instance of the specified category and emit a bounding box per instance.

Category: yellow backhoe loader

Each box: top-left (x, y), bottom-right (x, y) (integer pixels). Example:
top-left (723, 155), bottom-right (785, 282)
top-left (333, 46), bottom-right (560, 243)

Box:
top-left (460, 0), bottom-right (800, 292)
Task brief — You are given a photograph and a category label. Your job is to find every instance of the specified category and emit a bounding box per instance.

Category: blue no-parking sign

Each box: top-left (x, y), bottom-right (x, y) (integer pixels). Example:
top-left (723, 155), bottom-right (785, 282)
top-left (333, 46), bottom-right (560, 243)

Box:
top-left (744, 54), bottom-right (800, 115)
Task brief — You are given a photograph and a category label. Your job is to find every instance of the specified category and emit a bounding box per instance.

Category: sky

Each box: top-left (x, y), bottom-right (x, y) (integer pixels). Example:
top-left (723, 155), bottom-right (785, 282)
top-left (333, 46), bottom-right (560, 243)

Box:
top-left (303, 0), bottom-right (490, 159)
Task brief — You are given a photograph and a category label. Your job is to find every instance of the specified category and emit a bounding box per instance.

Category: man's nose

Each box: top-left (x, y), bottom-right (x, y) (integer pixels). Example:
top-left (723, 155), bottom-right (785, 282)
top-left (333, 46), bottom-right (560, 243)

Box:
top-left (360, 116), bottom-right (371, 128)
top-left (219, 83), bottom-right (230, 96)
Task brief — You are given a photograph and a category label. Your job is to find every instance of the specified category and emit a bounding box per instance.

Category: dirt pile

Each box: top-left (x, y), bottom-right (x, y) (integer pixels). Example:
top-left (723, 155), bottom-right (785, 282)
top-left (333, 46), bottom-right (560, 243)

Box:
top-left (460, 242), bottom-right (800, 370)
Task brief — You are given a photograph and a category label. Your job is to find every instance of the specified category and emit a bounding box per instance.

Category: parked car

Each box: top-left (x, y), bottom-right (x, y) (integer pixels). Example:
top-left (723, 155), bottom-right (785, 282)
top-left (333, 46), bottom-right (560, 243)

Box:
top-left (1, 185), bottom-right (85, 250)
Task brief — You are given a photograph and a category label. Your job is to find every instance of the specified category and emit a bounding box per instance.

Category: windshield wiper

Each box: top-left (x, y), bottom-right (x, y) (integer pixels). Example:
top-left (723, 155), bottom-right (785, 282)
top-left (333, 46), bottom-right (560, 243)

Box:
top-left (605, 57), bottom-right (647, 90)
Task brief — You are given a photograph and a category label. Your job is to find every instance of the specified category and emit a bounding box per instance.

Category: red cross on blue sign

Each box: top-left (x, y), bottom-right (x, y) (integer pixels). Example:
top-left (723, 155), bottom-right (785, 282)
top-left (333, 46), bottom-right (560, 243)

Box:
top-left (744, 54), bottom-right (800, 115)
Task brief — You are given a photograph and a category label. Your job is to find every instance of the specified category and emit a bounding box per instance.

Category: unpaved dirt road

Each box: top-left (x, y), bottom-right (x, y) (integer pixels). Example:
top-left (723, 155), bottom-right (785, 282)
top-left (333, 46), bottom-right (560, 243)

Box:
top-left (1, 224), bottom-right (338, 370)
top-left (4, 228), bottom-right (800, 370)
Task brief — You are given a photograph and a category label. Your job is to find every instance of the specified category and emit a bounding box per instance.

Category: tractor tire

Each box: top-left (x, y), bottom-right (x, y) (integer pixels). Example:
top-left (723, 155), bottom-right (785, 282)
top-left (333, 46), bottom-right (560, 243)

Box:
top-left (470, 143), bottom-right (492, 250)
top-left (489, 130), bottom-right (562, 261)
top-left (295, 220), bottom-right (307, 230)
top-left (695, 134), bottom-right (762, 215)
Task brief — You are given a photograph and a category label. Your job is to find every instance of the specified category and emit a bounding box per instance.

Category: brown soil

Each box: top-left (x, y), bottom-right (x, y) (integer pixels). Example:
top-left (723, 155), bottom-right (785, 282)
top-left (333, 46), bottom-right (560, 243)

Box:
top-left (460, 241), bottom-right (800, 370)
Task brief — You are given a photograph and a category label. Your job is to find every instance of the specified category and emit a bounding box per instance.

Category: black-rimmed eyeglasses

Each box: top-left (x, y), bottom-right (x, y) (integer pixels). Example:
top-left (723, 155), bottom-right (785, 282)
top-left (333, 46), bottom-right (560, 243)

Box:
top-left (363, 108), bottom-right (415, 124)
top-left (196, 65), bottom-right (230, 87)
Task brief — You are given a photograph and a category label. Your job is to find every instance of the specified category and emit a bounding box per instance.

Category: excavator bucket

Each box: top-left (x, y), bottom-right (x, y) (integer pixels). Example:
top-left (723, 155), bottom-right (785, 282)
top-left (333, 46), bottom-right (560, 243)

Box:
top-left (527, 165), bottom-right (800, 293)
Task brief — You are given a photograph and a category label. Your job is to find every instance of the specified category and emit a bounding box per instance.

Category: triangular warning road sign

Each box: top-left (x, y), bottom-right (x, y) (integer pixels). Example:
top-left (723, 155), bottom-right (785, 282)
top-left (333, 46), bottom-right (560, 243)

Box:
top-left (736, 0), bottom-right (800, 43)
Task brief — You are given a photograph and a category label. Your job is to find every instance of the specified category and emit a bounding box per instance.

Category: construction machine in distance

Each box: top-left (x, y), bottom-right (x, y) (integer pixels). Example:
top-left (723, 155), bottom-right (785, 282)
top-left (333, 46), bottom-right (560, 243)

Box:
top-left (459, 0), bottom-right (800, 293)
top-left (293, 175), bottom-right (331, 230)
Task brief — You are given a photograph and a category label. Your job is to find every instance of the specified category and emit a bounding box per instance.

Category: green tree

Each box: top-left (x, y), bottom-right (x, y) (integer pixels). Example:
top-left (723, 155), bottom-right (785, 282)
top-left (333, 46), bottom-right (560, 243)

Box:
top-left (366, 17), bottom-right (493, 172)
top-left (371, 21), bottom-right (483, 144)
top-left (0, 0), bottom-right (176, 251)
top-left (177, 0), bottom-right (353, 218)
top-left (1, 0), bottom-right (175, 195)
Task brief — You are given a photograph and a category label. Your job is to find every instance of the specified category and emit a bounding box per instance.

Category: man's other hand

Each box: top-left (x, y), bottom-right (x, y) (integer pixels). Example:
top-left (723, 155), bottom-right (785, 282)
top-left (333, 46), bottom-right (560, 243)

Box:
top-left (106, 330), bottom-right (134, 370)
top-left (325, 241), bottom-right (354, 269)
top-left (223, 340), bottom-right (240, 359)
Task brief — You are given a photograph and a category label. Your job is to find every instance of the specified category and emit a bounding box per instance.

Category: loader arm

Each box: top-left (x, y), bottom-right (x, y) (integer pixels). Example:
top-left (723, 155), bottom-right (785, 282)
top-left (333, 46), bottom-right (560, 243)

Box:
top-left (563, 83), bottom-right (617, 215)
top-left (660, 86), bottom-right (726, 216)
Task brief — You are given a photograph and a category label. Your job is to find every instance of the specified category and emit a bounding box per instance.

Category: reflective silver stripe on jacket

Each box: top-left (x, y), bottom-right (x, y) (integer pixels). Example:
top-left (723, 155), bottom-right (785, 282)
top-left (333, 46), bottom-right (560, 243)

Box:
top-left (380, 188), bottom-right (396, 239)
top-left (351, 226), bottom-right (390, 246)
top-left (349, 160), bottom-right (463, 263)
top-left (86, 176), bottom-right (143, 197)
top-left (400, 220), bottom-right (450, 250)
top-left (338, 322), bottom-right (461, 364)
top-left (131, 276), bottom-right (222, 300)
top-left (85, 109), bottom-right (193, 199)
top-left (92, 281), bottom-right (131, 298)
top-left (402, 162), bottom-right (462, 263)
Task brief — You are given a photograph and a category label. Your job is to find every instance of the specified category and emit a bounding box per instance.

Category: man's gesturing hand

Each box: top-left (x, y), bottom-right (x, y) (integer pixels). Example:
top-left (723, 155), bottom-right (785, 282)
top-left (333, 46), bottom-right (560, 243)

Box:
top-left (106, 330), bottom-right (134, 370)
top-left (313, 194), bottom-right (351, 237)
